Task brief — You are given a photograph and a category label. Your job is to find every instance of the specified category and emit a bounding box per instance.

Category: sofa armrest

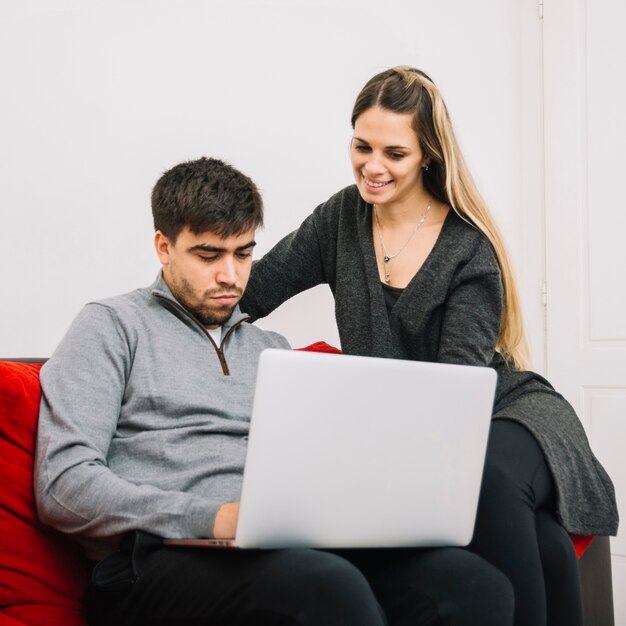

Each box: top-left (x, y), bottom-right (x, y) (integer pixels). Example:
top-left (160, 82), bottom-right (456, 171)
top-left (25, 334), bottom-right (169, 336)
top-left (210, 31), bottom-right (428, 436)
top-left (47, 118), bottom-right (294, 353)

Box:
top-left (579, 536), bottom-right (614, 626)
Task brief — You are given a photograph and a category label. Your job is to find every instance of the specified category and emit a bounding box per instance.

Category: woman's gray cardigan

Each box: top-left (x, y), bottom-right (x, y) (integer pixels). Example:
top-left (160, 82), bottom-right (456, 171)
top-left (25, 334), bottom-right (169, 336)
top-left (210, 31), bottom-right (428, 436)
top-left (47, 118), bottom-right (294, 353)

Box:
top-left (241, 185), bottom-right (618, 536)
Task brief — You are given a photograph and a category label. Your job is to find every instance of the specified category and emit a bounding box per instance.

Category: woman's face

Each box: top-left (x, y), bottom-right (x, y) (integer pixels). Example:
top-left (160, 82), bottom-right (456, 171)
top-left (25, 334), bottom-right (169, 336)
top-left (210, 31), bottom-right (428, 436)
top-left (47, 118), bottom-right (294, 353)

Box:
top-left (351, 106), bottom-right (428, 210)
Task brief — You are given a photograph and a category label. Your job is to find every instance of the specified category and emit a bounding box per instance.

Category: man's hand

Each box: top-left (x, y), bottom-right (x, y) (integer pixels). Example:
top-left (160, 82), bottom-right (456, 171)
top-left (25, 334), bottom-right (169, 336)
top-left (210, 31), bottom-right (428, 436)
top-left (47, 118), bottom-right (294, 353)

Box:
top-left (213, 502), bottom-right (240, 539)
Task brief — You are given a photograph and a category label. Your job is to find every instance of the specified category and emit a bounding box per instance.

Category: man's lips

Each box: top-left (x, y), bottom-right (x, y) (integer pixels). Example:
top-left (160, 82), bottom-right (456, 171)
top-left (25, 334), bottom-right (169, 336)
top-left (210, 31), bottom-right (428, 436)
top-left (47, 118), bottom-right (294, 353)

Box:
top-left (210, 293), bottom-right (240, 305)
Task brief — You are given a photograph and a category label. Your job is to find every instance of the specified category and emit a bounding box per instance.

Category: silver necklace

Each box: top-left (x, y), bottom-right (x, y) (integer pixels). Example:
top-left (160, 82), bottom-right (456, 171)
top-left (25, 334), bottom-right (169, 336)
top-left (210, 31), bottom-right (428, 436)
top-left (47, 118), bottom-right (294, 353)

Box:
top-left (374, 199), bottom-right (432, 283)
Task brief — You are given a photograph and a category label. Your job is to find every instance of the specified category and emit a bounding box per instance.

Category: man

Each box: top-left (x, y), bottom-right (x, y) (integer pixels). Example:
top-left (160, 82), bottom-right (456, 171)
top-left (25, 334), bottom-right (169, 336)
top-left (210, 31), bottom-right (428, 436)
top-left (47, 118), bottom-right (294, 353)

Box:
top-left (35, 157), bottom-right (513, 626)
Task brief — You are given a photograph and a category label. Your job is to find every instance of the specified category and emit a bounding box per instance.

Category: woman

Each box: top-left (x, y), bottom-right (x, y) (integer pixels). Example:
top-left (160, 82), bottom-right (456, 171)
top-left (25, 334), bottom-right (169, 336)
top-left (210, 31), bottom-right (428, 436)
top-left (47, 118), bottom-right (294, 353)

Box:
top-left (241, 66), bottom-right (619, 626)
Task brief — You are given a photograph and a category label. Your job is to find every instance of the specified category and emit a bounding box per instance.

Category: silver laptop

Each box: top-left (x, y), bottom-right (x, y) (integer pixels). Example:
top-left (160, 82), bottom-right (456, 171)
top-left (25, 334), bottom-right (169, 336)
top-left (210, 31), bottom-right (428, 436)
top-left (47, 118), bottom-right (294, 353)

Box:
top-left (165, 348), bottom-right (496, 550)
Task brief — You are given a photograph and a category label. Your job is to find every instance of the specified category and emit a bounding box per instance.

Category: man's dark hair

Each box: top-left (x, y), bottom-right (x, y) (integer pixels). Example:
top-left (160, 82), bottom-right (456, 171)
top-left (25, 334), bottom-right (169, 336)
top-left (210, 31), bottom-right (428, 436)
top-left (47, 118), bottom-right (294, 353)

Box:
top-left (151, 157), bottom-right (263, 242)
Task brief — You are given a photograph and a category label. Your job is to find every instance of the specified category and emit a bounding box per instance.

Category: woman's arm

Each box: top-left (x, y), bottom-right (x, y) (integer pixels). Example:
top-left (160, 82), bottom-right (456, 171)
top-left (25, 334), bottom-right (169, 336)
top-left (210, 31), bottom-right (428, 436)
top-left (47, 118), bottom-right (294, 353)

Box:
top-left (436, 239), bottom-right (504, 366)
top-left (241, 211), bottom-right (328, 320)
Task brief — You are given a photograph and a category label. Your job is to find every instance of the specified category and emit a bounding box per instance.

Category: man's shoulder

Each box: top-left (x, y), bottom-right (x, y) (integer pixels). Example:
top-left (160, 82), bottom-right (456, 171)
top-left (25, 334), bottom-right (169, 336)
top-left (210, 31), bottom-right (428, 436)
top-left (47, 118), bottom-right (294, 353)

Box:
top-left (55, 285), bottom-right (161, 351)
top-left (239, 320), bottom-right (291, 350)
top-left (84, 284), bottom-right (154, 318)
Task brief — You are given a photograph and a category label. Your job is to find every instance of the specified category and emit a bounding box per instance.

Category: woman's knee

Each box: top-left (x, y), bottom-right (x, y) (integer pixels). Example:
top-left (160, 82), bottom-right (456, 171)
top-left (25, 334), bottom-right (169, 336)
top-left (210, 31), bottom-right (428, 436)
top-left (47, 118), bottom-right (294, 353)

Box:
top-left (444, 550), bottom-right (514, 625)
top-left (401, 548), bottom-right (514, 626)
top-left (477, 421), bottom-right (549, 515)
top-left (467, 553), bottom-right (515, 625)
top-left (535, 510), bottom-right (579, 573)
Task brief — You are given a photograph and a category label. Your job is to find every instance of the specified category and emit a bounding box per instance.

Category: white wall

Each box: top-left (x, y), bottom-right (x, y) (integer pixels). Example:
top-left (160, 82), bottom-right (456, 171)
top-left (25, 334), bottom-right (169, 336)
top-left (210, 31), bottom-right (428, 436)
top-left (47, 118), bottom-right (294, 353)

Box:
top-left (0, 0), bottom-right (539, 359)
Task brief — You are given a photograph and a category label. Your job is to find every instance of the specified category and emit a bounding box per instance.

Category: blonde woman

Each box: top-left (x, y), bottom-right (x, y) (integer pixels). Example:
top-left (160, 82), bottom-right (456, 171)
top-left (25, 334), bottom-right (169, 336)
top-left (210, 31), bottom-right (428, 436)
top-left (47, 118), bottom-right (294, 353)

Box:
top-left (241, 67), bottom-right (618, 626)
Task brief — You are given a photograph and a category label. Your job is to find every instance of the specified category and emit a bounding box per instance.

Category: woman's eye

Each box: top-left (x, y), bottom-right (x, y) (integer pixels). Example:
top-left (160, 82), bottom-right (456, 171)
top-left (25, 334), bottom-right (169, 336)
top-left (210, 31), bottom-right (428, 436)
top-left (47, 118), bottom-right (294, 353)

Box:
top-left (389, 152), bottom-right (405, 160)
top-left (354, 145), bottom-right (370, 153)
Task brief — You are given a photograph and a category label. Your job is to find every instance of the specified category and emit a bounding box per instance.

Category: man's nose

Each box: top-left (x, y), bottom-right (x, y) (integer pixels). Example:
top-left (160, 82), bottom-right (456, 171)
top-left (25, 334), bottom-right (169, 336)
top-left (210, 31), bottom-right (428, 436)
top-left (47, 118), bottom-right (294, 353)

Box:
top-left (215, 257), bottom-right (237, 285)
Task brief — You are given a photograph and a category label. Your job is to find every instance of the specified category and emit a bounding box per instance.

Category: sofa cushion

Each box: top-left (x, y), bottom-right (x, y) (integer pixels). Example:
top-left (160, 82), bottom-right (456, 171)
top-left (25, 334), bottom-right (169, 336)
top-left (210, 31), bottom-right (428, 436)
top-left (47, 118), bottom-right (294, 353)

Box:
top-left (0, 361), bottom-right (89, 626)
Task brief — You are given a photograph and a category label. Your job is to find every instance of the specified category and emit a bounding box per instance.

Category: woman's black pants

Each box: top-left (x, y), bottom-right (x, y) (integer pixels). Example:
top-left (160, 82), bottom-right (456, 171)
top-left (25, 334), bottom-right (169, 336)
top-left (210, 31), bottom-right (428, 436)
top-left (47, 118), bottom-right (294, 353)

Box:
top-left (469, 419), bottom-right (584, 626)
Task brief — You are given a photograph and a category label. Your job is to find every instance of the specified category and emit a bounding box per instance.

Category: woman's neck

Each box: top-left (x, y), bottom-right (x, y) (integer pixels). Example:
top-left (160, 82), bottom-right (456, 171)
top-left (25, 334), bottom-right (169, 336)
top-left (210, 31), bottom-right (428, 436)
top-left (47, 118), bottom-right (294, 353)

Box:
top-left (374, 189), bottom-right (432, 226)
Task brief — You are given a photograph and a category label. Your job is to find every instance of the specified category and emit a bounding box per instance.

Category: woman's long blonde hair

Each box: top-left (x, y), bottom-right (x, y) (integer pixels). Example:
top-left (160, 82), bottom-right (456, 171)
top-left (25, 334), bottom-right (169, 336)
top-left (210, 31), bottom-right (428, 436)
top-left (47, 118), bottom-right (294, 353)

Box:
top-left (351, 66), bottom-right (529, 370)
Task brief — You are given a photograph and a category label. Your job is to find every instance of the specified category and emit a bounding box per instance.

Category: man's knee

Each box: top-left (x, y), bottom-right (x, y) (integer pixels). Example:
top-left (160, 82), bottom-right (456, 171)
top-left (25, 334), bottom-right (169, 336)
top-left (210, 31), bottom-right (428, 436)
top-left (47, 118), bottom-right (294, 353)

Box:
top-left (277, 549), bottom-right (371, 596)
top-left (259, 550), bottom-right (385, 625)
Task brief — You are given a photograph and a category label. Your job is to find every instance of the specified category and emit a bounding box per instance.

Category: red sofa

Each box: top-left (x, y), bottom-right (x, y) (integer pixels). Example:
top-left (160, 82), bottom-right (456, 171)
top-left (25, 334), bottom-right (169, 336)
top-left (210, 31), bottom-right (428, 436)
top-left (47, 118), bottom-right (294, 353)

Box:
top-left (0, 360), bottom-right (88, 625)
top-left (0, 357), bottom-right (615, 625)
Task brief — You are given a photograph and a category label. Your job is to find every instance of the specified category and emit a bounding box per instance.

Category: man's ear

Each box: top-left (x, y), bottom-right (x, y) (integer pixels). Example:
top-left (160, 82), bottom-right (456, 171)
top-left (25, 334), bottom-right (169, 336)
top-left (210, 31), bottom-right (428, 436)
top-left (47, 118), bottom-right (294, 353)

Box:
top-left (154, 231), bottom-right (172, 266)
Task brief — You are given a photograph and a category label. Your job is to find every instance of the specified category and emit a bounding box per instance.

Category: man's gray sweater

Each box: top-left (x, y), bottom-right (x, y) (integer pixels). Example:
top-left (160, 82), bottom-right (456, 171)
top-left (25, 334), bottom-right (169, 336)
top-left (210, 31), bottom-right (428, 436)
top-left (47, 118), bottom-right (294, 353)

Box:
top-left (34, 273), bottom-right (290, 560)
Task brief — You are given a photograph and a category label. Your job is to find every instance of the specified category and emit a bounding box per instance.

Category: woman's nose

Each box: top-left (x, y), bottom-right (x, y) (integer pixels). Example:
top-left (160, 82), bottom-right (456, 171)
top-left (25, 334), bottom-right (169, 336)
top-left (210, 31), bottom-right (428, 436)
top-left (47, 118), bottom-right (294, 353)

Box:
top-left (363, 153), bottom-right (385, 176)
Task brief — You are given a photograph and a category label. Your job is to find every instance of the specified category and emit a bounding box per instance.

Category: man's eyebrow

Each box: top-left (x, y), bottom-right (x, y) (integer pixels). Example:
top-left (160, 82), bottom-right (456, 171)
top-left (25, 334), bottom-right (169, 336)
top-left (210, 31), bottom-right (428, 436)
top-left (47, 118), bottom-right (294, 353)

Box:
top-left (188, 240), bottom-right (257, 253)
top-left (236, 240), bottom-right (257, 251)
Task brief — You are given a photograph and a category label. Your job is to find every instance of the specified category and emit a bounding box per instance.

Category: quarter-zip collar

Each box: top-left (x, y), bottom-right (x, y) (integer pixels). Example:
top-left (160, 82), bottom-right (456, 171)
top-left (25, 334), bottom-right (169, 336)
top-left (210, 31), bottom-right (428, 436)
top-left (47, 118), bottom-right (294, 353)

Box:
top-left (149, 271), bottom-right (250, 375)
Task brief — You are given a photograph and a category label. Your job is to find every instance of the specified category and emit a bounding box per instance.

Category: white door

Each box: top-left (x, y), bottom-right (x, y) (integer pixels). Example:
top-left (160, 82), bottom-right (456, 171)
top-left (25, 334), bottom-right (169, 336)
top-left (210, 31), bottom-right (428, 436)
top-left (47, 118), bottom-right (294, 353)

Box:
top-left (543, 0), bottom-right (626, 620)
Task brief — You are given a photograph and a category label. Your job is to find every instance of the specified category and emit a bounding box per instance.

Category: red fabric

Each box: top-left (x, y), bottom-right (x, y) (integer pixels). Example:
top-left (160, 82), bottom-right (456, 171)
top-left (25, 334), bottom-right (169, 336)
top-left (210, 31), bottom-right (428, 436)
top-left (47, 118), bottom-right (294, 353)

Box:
top-left (0, 613), bottom-right (31, 626)
top-left (296, 343), bottom-right (596, 559)
top-left (570, 534), bottom-right (594, 559)
top-left (295, 341), bottom-right (343, 355)
top-left (0, 362), bottom-right (89, 626)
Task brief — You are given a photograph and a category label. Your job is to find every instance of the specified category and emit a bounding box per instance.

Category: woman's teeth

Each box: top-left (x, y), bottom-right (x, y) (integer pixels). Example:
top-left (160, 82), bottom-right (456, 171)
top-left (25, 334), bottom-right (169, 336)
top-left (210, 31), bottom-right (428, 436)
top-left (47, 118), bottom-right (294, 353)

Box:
top-left (364, 177), bottom-right (391, 188)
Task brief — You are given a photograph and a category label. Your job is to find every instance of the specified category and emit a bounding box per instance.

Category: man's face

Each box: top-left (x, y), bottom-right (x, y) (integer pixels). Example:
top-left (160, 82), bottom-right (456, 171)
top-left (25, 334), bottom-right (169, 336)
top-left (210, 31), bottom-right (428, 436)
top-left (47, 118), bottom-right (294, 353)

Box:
top-left (155, 226), bottom-right (256, 328)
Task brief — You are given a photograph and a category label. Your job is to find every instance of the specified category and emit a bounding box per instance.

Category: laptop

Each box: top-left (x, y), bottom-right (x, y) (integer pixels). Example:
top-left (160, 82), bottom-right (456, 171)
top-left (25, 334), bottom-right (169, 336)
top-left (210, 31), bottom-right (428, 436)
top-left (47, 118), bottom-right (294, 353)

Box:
top-left (164, 348), bottom-right (497, 550)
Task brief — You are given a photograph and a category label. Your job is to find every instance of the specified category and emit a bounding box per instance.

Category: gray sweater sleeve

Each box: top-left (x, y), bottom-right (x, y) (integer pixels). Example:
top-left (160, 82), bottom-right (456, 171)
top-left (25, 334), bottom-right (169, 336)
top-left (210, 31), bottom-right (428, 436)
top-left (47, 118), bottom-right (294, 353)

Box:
top-left (34, 304), bottom-right (219, 552)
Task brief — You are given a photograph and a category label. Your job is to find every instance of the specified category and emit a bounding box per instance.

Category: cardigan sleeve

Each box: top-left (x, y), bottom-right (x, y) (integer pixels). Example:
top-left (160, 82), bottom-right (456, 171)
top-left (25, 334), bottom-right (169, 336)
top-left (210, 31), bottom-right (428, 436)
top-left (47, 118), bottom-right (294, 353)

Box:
top-left (241, 210), bottom-right (328, 321)
top-left (436, 238), bottom-right (504, 366)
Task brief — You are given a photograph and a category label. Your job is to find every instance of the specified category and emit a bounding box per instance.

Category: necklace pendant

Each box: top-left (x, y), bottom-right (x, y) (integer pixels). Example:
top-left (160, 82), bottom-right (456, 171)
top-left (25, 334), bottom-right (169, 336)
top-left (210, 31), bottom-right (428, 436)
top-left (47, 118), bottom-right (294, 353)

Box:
top-left (383, 255), bottom-right (390, 263)
top-left (384, 275), bottom-right (390, 283)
